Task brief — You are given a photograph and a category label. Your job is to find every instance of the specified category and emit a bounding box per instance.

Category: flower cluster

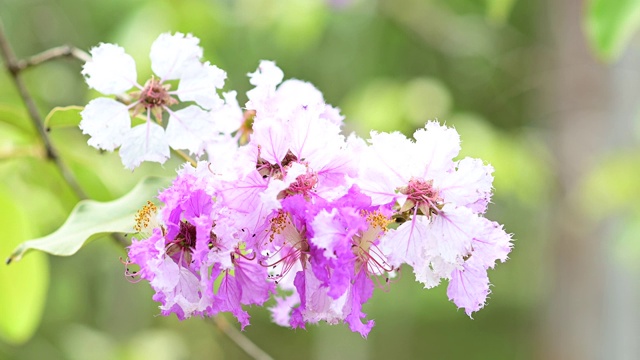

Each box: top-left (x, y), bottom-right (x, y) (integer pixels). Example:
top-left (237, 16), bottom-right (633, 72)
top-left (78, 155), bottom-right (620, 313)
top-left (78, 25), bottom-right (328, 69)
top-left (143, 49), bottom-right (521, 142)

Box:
top-left (84, 33), bottom-right (512, 337)
top-left (80, 33), bottom-right (239, 169)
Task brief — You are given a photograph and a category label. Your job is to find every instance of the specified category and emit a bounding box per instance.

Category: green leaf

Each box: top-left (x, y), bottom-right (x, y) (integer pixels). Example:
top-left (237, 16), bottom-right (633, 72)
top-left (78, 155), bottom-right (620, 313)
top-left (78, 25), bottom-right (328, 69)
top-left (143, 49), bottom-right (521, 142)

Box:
top-left (6, 176), bottom-right (172, 263)
top-left (486, 0), bottom-right (517, 25)
top-left (586, 0), bottom-right (640, 61)
top-left (0, 105), bottom-right (43, 160)
top-left (0, 188), bottom-right (49, 344)
top-left (43, 106), bottom-right (83, 130)
top-left (0, 104), bottom-right (36, 137)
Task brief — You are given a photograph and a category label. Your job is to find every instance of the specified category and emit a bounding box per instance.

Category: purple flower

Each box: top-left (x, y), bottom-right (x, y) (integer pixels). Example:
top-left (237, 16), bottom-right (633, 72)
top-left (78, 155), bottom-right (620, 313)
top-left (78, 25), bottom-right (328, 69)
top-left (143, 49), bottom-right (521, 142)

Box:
top-left (121, 58), bottom-right (513, 333)
top-left (353, 121), bottom-right (512, 316)
top-left (126, 169), bottom-right (217, 319)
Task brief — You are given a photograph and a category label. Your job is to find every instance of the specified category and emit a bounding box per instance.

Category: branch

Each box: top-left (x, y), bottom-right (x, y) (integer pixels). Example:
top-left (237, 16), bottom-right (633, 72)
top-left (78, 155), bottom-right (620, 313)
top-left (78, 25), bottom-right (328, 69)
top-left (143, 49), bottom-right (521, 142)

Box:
top-left (13, 45), bottom-right (91, 72)
top-left (172, 148), bottom-right (197, 167)
top-left (0, 19), bottom-right (88, 200)
top-left (212, 316), bottom-right (274, 360)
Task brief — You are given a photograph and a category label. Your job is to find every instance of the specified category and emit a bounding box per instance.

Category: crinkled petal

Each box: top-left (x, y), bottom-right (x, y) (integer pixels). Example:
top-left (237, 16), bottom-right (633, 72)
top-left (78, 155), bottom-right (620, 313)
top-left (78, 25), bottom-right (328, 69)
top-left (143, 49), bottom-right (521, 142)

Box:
top-left (246, 60), bottom-right (285, 110)
top-left (303, 268), bottom-right (348, 325)
top-left (426, 204), bottom-right (478, 264)
top-left (204, 135), bottom-right (241, 175)
top-left (320, 105), bottom-right (345, 127)
top-left (273, 79), bottom-right (325, 115)
top-left (413, 121), bottom-right (460, 179)
top-left (150, 257), bottom-right (181, 295)
top-left (251, 117), bottom-right (289, 165)
top-left (82, 43), bottom-right (137, 95)
top-left (260, 162), bottom-right (307, 211)
top-left (344, 269), bottom-right (375, 338)
top-left (234, 256), bottom-right (275, 306)
top-left (379, 216), bottom-right (429, 268)
top-left (150, 32), bottom-right (203, 81)
top-left (309, 208), bottom-right (342, 259)
top-left (471, 218), bottom-right (513, 269)
top-left (355, 131), bottom-right (413, 205)
top-left (159, 264), bottom-right (203, 319)
top-left (176, 62), bottom-right (226, 110)
top-left (166, 105), bottom-right (214, 155)
top-left (412, 260), bottom-right (441, 288)
top-left (367, 131), bottom-right (415, 183)
top-left (447, 260), bottom-right (490, 317)
top-left (439, 157), bottom-right (494, 213)
top-left (120, 122), bottom-right (169, 170)
top-left (79, 98), bottom-right (130, 151)
top-left (211, 91), bottom-right (243, 134)
top-left (128, 229), bottom-right (163, 281)
top-left (355, 166), bottom-right (402, 206)
top-left (269, 293), bottom-right (300, 327)
top-left (213, 273), bottom-right (251, 329)
top-left (218, 170), bottom-right (268, 213)
top-left (248, 60), bottom-right (284, 87)
top-left (288, 107), bottom-right (344, 172)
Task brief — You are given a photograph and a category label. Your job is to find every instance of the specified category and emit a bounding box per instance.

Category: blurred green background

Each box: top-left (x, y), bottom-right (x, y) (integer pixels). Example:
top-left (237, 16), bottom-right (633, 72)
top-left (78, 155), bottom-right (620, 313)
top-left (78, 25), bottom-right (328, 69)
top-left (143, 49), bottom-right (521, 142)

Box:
top-left (1, 0), bottom-right (639, 359)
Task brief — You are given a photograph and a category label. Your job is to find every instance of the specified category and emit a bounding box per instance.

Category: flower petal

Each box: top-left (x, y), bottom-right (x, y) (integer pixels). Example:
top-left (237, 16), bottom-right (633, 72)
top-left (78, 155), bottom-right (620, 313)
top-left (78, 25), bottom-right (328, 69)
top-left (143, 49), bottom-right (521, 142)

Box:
top-left (82, 43), bottom-right (137, 95)
top-left (379, 216), bottom-right (429, 268)
top-left (119, 122), bottom-right (169, 170)
top-left (176, 62), bottom-right (226, 110)
top-left (210, 91), bottom-right (243, 134)
top-left (269, 293), bottom-right (300, 327)
top-left (248, 60), bottom-right (284, 87)
top-left (79, 98), bottom-right (131, 151)
top-left (413, 121), bottom-right (460, 179)
top-left (246, 60), bottom-right (284, 110)
top-left (165, 106), bottom-right (214, 155)
top-left (439, 157), bottom-right (494, 213)
top-left (150, 32), bottom-right (203, 81)
top-left (447, 260), bottom-right (490, 317)
top-left (426, 204), bottom-right (478, 264)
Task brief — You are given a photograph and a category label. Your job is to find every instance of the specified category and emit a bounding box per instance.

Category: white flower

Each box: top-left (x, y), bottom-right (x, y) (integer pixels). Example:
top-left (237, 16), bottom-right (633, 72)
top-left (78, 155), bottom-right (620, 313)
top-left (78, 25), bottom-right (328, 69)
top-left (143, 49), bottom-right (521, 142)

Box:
top-left (80, 32), bottom-right (231, 169)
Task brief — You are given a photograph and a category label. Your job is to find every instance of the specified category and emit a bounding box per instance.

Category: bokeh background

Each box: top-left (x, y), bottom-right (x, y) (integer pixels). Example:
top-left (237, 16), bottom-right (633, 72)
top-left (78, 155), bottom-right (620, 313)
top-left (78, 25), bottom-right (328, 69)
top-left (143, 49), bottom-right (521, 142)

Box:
top-left (0, 0), bottom-right (639, 359)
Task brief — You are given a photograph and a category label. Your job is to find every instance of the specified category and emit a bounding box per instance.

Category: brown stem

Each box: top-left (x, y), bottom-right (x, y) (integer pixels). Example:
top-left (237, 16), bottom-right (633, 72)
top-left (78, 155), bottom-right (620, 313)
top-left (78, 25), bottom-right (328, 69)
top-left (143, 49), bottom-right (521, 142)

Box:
top-left (0, 19), bottom-right (88, 199)
top-left (211, 316), bottom-right (274, 360)
top-left (172, 148), bottom-right (197, 167)
top-left (14, 45), bottom-right (91, 72)
top-left (112, 233), bottom-right (130, 247)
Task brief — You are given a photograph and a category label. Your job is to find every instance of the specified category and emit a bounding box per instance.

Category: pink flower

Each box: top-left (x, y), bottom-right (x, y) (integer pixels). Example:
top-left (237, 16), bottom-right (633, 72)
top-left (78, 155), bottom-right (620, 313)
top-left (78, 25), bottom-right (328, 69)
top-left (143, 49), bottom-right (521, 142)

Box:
top-left (353, 121), bottom-right (511, 316)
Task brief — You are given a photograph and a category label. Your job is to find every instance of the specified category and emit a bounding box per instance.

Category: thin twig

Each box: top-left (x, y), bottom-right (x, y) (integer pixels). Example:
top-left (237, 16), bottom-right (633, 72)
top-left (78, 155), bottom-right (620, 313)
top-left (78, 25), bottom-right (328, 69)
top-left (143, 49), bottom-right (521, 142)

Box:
top-left (172, 148), bottom-right (197, 167)
top-left (112, 233), bottom-right (129, 247)
top-left (0, 20), bottom-right (88, 199)
top-left (14, 45), bottom-right (91, 72)
top-left (212, 316), bottom-right (274, 360)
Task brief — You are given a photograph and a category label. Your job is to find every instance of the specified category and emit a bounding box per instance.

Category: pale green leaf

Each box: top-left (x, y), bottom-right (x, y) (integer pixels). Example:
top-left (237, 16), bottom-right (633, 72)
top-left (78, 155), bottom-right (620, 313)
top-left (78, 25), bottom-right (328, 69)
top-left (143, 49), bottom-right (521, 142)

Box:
top-left (7, 176), bottom-right (172, 263)
top-left (0, 104), bottom-right (36, 136)
top-left (43, 106), bottom-right (83, 130)
top-left (0, 105), bottom-right (43, 159)
top-left (486, 0), bottom-right (517, 25)
top-left (0, 188), bottom-right (49, 344)
top-left (586, 0), bottom-right (640, 61)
